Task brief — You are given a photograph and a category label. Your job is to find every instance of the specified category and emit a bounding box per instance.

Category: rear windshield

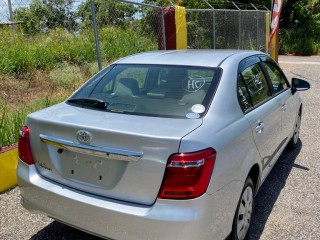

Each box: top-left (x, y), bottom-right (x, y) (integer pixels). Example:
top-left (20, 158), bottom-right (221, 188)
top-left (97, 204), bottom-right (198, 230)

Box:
top-left (69, 64), bottom-right (222, 118)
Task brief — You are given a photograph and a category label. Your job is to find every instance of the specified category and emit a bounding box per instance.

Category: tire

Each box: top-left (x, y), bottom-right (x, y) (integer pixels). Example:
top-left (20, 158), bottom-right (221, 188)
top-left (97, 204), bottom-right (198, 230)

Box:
top-left (231, 177), bottom-right (254, 240)
top-left (288, 111), bottom-right (301, 149)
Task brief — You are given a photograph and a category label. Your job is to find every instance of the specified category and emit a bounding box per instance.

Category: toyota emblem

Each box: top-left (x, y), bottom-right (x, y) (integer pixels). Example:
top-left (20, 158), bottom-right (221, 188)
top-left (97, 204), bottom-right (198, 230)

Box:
top-left (76, 130), bottom-right (93, 144)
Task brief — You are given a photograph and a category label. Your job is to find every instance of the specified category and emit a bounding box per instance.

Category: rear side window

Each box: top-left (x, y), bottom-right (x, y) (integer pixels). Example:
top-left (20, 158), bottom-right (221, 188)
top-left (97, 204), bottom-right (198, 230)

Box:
top-left (237, 74), bottom-right (252, 112)
top-left (70, 64), bottom-right (222, 118)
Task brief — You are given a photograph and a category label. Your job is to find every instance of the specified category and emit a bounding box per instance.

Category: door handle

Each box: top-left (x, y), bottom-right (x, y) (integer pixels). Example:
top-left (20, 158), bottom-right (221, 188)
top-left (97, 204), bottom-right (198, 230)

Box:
top-left (281, 104), bottom-right (287, 112)
top-left (255, 122), bottom-right (264, 134)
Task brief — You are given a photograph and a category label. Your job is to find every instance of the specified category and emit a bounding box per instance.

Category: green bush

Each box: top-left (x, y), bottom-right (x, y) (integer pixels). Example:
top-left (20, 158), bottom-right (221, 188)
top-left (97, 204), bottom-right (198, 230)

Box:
top-left (279, 28), bottom-right (319, 55)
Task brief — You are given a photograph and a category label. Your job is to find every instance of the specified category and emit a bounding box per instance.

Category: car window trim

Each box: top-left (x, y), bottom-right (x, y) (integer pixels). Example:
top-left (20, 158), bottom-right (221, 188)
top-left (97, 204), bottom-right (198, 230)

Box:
top-left (238, 56), bottom-right (260, 73)
top-left (259, 55), bottom-right (291, 88)
top-left (196, 67), bottom-right (224, 118)
top-left (242, 94), bottom-right (275, 115)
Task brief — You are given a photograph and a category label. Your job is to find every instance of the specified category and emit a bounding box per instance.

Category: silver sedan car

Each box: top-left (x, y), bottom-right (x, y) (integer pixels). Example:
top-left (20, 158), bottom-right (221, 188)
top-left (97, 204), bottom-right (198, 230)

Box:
top-left (17, 50), bottom-right (310, 240)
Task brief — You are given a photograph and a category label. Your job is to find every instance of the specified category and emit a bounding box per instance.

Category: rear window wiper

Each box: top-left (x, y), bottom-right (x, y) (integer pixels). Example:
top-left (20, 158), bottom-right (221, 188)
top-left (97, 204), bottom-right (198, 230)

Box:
top-left (67, 98), bottom-right (108, 110)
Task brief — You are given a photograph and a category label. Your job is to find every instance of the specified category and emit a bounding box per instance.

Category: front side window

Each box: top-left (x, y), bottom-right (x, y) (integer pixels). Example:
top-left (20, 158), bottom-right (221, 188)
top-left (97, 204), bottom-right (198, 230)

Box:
top-left (262, 61), bottom-right (288, 94)
top-left (240, 63), bottom-right (271, 107)
top-left (69, 64), bottom-right (222, 118)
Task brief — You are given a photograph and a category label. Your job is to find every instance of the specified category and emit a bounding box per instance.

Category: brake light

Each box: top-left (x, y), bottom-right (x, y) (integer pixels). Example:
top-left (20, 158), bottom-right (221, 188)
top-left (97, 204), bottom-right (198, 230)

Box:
top-left (18, 125), bottom-right (34, 165)
top-left (158, 148), bottom-right (216, 200)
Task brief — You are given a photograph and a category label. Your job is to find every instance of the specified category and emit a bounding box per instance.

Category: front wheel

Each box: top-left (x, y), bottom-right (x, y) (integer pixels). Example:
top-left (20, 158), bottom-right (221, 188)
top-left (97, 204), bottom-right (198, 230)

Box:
top-left (231, 177), bottom-right (254, 240)
top-left (288, 111), bottom-right (301, 149)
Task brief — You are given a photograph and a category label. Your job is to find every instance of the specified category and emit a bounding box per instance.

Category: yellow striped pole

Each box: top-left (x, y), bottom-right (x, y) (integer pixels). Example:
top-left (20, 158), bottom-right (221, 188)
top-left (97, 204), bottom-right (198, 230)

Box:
top-left (271, 31), bottom-right (277, 61)
top-left (0, 145), bottom-right (18, 192)
top-left (175, 6), bottom-right (187, 49)
top-left (265, 12), bottom-right (270, 53)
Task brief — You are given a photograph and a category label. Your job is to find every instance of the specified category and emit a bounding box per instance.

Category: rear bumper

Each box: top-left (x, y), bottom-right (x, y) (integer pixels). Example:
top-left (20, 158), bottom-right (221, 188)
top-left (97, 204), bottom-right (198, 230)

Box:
top-left (17, 160), bottom-right (239, 240)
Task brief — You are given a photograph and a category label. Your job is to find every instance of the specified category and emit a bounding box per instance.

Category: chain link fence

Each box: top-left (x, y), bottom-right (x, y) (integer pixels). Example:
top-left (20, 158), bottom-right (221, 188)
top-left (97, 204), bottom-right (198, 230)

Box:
top-left (91, 0), bottom-right (165, 68)
top-left (0, 0), bottom-right (270, 72)
top-left (186, 9), bottom-right (269, 51)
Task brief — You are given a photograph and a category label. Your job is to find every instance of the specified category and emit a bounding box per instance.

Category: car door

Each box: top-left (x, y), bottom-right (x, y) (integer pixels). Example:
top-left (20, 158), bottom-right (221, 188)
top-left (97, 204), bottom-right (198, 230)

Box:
top-left (237, 56), bottom-right (282, 181)
top-left (260, 58), bottom-right (296, 143)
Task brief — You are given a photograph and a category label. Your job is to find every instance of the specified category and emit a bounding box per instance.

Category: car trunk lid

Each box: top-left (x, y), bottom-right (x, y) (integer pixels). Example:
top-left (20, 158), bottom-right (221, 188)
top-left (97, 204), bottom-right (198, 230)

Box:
top-left (27, 103), bottom-right (202, 205)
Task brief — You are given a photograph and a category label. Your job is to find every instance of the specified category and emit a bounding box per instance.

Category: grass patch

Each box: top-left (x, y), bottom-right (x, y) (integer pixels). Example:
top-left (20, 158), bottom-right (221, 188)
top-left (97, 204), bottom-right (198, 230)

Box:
top-left (0, 96), bottom-right (65, 147)
top-left (49, 62), bottom-right (84, 88)
top-left (0, 26), bottom-right (157, 77)
top-left (0, 63), bottom-right (90, 147)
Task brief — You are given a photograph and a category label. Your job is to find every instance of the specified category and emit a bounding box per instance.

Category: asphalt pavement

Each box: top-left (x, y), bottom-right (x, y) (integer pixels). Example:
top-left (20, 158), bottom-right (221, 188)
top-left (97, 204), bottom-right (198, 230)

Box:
top-left (0, 55), bottom-right (319, 240)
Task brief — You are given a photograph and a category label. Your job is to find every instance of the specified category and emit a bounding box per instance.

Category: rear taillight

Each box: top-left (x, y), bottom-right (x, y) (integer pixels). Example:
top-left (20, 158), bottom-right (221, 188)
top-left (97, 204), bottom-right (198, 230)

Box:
top-left (18, 125), bottom-right (34, 165)
top-left (158, 148), bottom-right (216, 200)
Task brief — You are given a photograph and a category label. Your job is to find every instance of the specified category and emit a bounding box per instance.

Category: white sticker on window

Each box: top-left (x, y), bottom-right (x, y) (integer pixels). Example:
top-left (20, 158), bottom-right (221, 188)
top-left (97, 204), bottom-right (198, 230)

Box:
top-left (191, 104), bottom-right (205, 114)
top-left (184, 76), bottom-right (205, 92)
top-left (186, 113), bottom-right (200, 119)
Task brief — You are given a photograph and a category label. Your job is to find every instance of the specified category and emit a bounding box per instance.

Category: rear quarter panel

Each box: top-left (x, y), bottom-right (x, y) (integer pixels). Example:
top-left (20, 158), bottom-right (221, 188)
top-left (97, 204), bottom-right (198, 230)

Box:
top-left (179, 56), bottom-right (263, 234)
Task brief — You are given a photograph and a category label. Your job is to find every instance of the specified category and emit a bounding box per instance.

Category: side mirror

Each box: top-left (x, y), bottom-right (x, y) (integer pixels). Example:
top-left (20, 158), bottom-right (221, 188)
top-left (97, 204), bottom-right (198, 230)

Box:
top-left (291, 78), bottom-right (310, 94)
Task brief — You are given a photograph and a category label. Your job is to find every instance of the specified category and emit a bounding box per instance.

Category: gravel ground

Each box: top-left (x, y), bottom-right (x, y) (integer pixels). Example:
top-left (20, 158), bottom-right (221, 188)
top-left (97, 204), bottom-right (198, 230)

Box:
top-left (1, 56), bottom-right (319, 240)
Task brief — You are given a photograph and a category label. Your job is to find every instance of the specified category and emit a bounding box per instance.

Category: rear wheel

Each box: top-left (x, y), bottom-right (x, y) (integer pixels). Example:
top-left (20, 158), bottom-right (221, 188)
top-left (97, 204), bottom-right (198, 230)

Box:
top-left (289, 111), bottom-right (301, 149)
top-left (232, 177), bottom-right (254, 240)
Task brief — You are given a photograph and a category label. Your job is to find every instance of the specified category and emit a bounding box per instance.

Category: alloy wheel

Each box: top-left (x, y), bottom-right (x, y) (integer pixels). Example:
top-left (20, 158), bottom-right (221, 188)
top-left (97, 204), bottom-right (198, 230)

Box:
top-left (236, 185), bottom-right (253, 240)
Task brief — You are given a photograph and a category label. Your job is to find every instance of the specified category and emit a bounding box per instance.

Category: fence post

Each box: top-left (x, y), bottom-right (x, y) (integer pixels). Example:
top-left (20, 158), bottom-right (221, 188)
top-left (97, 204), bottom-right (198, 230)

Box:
top-left (256, 12), bottom-right (259, 50)
top-left (160, 8), bottom-right (166, 50)
top-left (7, 0), bottom-right (14, 31)
top-left (232, 2), bottom-right (241, 49)
top-left (250, 3), bottom-right (259, 50)
top-left (204, 2), bottom-right (215, 49)
top-left (90, 0), bottom-right (102, 71)
top-left (238, 11), bottom-right (242, 49)
top-left (212, 10), bottom-right (216, 49)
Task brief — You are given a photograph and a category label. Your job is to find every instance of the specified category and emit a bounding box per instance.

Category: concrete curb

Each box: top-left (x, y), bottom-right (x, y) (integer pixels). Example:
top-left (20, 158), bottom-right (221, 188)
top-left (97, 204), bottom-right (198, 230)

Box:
top-left (0, 143), bottom-right (18, 192)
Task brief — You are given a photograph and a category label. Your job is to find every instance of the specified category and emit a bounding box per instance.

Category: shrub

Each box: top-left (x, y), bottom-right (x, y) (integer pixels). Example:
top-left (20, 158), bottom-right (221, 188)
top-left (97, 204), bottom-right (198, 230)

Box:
top-left (279, 28), bottom-right (319, 55)
top-left (49, 62), bottom-right (83, 88)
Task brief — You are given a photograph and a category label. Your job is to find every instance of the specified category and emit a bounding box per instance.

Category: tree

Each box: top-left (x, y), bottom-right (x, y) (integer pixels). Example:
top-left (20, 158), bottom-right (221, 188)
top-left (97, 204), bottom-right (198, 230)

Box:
top-left (77, 0), bottom-right (137, 29)
top-left (279, 0), bottom-right (320, 54)
top-left (14, 0), bottom-right (77, 34)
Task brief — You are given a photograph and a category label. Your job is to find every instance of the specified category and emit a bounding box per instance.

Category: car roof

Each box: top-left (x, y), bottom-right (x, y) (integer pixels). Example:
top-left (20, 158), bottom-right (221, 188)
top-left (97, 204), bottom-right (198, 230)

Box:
top-left (116, 49), bottom-right (263, 68)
